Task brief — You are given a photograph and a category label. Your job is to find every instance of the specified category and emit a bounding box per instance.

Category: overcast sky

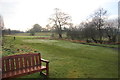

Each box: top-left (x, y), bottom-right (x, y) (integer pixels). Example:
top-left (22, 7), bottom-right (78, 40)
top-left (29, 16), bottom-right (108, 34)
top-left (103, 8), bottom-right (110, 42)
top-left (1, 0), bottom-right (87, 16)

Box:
top-left (0, 0), bottom-right (118, 31)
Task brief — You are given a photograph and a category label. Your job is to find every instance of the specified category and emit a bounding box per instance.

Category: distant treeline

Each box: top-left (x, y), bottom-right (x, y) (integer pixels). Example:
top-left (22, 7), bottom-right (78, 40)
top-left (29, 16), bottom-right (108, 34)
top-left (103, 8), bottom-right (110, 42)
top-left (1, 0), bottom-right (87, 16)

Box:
top-left (2, 29), bottom-right (24, 35)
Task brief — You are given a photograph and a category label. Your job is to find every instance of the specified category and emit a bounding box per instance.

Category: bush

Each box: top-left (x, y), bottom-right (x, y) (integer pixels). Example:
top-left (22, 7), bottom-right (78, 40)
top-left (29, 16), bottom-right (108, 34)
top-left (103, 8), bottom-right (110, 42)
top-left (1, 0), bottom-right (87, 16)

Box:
top-left (30, 32), bottom-right (35, 36)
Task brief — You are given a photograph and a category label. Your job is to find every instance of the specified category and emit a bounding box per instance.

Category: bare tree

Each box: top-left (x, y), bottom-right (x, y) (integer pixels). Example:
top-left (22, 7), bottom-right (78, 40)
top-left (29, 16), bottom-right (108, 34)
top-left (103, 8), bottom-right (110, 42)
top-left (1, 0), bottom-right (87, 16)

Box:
top-left (91, 8), bottom-right (107, 43)
top-left (104, 19), bottom-right (118, 43)
top-left (81, 21), bottom-right (99, 43)
top-left (49, 8), bottom-right (72, 38)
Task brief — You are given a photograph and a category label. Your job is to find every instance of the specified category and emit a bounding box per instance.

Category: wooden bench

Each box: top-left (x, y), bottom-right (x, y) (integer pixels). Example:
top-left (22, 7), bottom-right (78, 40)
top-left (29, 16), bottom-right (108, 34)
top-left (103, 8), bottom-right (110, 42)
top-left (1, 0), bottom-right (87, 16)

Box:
top-left (2, 53), bottom-right (49, 79)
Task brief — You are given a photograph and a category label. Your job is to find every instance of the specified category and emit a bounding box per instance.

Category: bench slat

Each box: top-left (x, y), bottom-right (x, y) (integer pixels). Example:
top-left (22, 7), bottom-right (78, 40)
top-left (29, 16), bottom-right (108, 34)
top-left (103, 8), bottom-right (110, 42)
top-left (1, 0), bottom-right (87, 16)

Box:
top-left (32, 56), bottom-right (35, 67)
top-left (24, 57), bottom-right (27, 68)
top-left (6, 59), bottom-right (10, 72)
top-left (15, 58), bottom-right (19, 70)
top-left (11, 58), bottom-right (15, 71)
top-left (9, 59), bottom-right (12, 71)
top-left (35, 55), bottom-right (39, 66)
top-left (38, 54), bottom-right (41, 66)
top-left (2, 59), bottom-right (5, 73)
top-left (28, 57), bottom-right (30, 67)
top-left (20, 58), bottom-right (23, 69)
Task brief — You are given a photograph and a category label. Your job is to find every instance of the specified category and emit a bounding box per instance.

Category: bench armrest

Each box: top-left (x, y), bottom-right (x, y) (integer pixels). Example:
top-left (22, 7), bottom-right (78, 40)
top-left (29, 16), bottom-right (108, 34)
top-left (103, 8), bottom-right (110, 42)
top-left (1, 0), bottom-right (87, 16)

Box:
top-left (41, 58), bottom-right (49, 63)
top-left (41, 58), bottom-right (49, 76)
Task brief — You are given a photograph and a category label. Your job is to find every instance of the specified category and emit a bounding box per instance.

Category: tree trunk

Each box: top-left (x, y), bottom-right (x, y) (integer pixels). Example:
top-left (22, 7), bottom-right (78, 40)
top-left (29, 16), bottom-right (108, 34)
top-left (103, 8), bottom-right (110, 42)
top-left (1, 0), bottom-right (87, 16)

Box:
top-left (98, 29), bottom-right (103, 44)
top-left (59, 33), bottom-right (62, 38)
top-left (111, 35), bottom-right (116, 43)
top-left (91, 37), bottom-right (98, 43)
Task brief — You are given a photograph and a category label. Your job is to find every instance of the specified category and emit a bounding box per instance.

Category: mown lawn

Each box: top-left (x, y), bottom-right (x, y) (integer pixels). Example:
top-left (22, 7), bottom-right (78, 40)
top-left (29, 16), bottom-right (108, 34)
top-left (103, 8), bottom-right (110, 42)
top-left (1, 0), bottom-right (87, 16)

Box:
top-left (2, 36), bottom-right (118, 78)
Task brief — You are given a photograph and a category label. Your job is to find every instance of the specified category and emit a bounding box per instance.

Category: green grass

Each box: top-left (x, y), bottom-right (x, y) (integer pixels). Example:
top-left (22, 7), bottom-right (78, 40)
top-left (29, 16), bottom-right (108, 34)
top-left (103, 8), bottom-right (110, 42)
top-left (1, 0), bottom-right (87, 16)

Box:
top-left (2, 36), bottom-right (118, 78)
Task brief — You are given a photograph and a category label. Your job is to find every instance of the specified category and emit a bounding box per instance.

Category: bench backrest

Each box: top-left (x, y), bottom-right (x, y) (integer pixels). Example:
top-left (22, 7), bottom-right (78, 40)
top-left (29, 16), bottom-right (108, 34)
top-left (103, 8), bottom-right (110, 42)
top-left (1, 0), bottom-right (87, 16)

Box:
top-left (2, 53), bottom-right (41, 73)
